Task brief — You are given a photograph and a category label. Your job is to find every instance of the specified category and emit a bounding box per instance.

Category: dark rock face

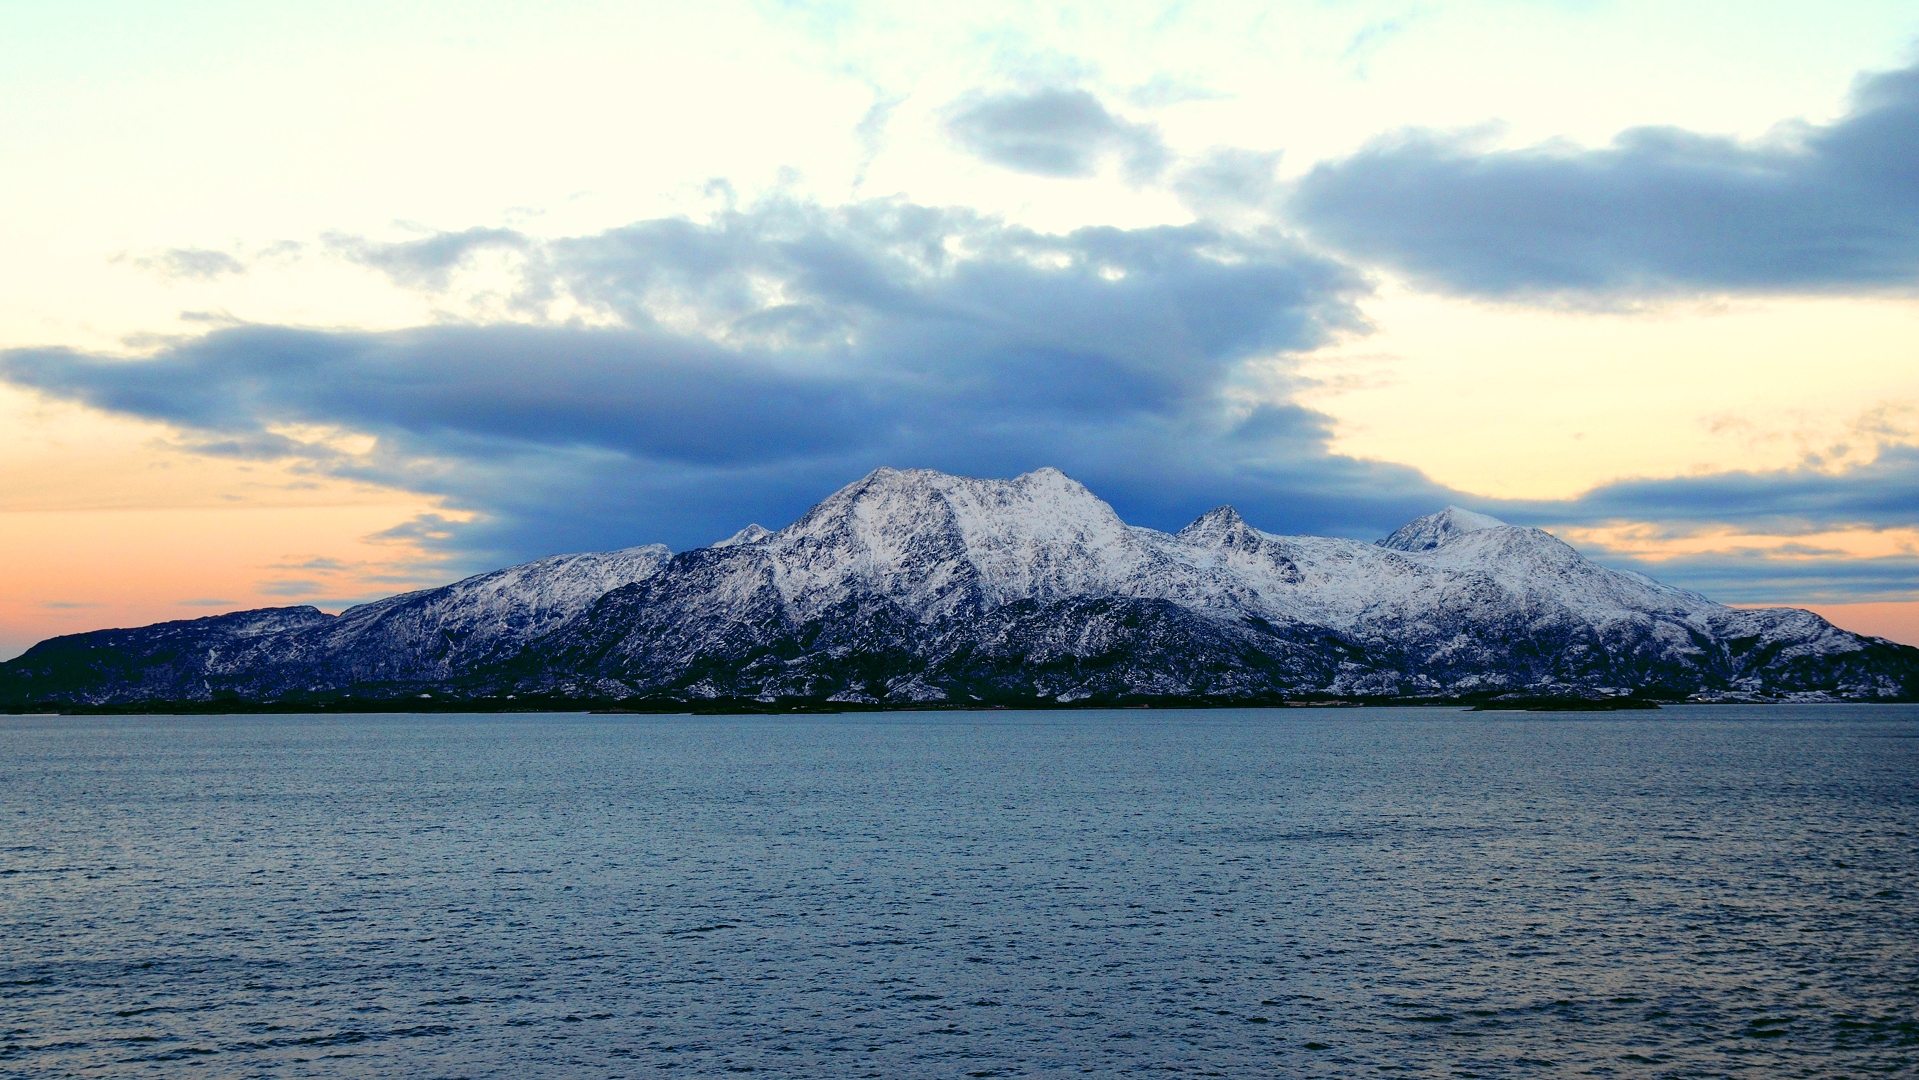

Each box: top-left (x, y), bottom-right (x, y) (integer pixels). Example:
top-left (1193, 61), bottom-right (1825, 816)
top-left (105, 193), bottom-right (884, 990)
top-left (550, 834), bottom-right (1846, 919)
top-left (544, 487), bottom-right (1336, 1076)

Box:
top-left (1, 606), bottom-right (336, 704)
top-left (4, 469), bottom-right (1915, 708)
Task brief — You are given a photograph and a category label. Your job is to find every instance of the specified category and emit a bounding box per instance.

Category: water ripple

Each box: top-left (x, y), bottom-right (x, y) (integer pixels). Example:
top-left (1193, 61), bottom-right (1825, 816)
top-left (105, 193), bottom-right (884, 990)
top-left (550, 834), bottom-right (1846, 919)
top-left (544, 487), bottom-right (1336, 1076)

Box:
top-left (1, 704), bottom-right (1915, 1077)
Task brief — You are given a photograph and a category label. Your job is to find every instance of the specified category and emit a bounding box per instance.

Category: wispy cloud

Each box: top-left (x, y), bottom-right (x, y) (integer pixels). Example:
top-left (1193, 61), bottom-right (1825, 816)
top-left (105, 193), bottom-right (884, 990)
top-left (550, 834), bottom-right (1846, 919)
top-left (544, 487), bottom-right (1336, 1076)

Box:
top-left (133, 247), bottom-right (247, 282)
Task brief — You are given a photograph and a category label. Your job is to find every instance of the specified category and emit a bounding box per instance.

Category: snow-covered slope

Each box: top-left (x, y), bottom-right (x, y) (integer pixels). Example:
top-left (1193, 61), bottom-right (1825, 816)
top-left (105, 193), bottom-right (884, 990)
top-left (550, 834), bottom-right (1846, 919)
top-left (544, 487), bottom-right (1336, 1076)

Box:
top-left (1378, 505), bottom-right (1507, 552)
top-left (1, 544), bottom-right (671, 703)
top-left (520, 468), bottom-right (1915, 704)
top-left (4, 468), bottom-right (1913, 706)
top-left (290, 544), bottom-right (675, 684)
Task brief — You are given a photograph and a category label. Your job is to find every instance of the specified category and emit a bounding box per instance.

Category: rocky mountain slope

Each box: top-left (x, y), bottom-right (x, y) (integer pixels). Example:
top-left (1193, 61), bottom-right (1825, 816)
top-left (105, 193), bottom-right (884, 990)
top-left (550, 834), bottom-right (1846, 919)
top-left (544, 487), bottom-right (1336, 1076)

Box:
top-left (4, 468), bottom-right (1913, 708)
top-left (3, 545), bottom-right (669, 704)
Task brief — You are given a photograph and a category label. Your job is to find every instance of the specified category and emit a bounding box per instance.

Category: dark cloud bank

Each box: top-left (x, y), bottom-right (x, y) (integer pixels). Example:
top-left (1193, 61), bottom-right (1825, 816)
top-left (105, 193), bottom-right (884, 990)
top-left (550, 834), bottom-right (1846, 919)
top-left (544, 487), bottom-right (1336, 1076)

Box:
top-left (7, 64), bottom-right (1919, 605)
top-left (5, 201), bottom-right (1450, 569)
top-left (1292, 62), bottom-right (1919, 296)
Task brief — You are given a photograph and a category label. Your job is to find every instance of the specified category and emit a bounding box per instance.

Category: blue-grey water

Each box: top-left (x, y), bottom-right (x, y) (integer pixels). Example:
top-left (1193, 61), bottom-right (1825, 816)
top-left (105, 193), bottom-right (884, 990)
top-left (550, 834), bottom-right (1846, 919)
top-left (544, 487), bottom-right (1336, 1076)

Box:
top-left (2, 706), bottom-right (1915, 1078)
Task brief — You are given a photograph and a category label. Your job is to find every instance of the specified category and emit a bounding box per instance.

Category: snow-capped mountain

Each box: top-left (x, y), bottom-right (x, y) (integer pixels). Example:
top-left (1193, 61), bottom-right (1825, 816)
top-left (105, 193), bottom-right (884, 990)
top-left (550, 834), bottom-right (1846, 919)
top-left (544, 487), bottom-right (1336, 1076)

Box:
top-left (1, 544), bottom-right (670, 703)
top-left (3, 468), bottom-right (1913, 708)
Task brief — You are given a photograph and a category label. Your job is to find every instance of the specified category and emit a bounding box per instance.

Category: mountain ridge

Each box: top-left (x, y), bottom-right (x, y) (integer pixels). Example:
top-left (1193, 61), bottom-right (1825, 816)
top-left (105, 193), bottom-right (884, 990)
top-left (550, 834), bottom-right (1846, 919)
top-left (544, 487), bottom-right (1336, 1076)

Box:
top-left (4, 467), bottom-right (1914, 710)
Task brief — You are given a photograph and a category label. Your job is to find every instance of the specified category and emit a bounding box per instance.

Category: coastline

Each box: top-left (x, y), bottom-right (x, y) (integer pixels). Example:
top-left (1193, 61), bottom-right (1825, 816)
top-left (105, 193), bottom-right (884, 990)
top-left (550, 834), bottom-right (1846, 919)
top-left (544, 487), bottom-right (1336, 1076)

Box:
top-left (12, 691), bottom-right (1916, 716)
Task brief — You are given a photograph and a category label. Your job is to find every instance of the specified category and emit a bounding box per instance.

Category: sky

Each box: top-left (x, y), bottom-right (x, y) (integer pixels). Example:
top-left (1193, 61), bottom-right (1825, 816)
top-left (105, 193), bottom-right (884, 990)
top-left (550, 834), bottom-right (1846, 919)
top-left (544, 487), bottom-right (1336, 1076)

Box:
top-left (3, 0), bottom-right (1918, 657)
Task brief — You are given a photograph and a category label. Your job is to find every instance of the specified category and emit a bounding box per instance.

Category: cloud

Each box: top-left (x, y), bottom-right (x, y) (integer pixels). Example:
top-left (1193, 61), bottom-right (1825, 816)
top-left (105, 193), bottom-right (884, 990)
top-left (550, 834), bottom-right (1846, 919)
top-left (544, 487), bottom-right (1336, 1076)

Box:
top-left (138, 247), bottom-right (247, 282)
top-left (1174, 147), bottom-right (1284, 217)
top-left (1291, 60), bottom-right (1919, 297)
top-left (1542, 445), bottom-right (1919, 530)
top-left (5, 325), bottom-right (870, 467)
top-left (851, 89), bottom-right (906, 192)
top-left (1480, 445), bottom-right (1919, 603)
top-left (1340, 17), bottom-right (1416, 79)
top-left (1123, 75), bottom-right (1224, 109)
top-left (944, 88), bottom-right (1170, 182)
top-left (329, 226), bottom-right (527, 290)
top-left (21, 188), bottom-right (1918, 610)
top-left (4, 197), bottom-right (1439, 568)
top-left (1582, 549), bottom-right (1919, 607)
top-left (272, 557), bottom-right (350, 572)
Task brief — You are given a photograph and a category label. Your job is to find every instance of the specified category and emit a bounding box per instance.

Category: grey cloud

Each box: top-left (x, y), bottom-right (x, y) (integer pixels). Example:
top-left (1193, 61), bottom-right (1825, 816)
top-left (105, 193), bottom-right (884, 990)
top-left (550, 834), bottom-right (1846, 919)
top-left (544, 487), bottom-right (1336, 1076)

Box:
top-left (852, 90), bottom-right (907, 191)
top-left (1538, 445), bottom-right (1919, 531)
top-left (1123, 75), bottom-right (1225, 108)
top-left (1472, 445), bottom-right (1919, 604)
top-left (4, 198), bottom-right (1411, 569)
top-left (1174, 147), bottom-right (1284, 216)
top-left (4, 325), bottom-right (873, 468)
top-left (331, 226), bottom-right (529, 290)
top-left (23, 189), bottom-right (1915, 610)
top-left (1582, 550), bottom-right (1919, 607)
top-left (1292, 61), bottom-right (1919, 297)
top-left (945, 88), bottom-right (1171, 182)
top-left (142, 247), bottom-right (247, 281)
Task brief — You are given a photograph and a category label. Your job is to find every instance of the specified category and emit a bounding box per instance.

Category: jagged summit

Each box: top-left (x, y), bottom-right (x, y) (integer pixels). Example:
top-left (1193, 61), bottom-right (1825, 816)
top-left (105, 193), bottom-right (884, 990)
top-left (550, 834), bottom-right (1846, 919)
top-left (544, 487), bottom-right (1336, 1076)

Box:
top-left (4, 467), bottom-right (1913, 708)
top-left (692, 466), bottom-right (1152, 618)
top-left (1177, 506), bottom-right (1250, 540)
top-left (1377, 505), bottom-right (1510, 552)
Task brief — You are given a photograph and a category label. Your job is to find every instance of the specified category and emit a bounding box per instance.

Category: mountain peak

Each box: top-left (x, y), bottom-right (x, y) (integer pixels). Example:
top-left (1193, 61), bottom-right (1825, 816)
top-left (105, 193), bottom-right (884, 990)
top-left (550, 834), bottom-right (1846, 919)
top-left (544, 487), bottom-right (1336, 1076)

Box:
top-left (1177, 506), bottom-right (1251, 543)
top-left (770, 466), bottom-right (1128, 572)
top-left (10, 470), bottom-right (1915, 708)
top-left (1377, 505), bottom-right (1510, 552)
top-left (753, 466), bottom-right (1141, 613)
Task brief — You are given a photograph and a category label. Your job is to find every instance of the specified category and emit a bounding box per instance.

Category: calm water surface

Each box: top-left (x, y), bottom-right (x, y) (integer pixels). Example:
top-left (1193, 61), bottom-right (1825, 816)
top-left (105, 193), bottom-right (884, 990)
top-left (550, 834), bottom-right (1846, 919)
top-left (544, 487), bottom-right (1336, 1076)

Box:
top-left (2, 706), bottom-right (1915, 1078)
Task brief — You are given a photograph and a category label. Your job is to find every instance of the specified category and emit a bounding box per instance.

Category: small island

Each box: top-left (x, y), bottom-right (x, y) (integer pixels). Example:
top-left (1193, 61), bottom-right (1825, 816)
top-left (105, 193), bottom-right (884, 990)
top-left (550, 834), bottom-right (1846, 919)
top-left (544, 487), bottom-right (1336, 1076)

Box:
top-left (5, 469), bottom-right (1913, 713)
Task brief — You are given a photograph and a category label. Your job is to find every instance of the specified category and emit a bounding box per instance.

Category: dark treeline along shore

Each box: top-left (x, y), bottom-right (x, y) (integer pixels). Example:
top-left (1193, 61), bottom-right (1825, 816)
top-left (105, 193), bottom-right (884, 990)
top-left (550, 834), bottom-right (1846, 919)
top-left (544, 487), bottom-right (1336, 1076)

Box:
top-left (5, 468), bottom-right (1916, 714)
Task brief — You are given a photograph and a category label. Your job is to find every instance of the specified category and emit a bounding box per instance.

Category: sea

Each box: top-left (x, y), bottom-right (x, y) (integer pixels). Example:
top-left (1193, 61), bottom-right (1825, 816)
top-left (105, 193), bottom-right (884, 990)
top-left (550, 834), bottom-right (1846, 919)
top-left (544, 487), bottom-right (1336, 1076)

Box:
top-left (2, 705), bottom-right (1914, 1078)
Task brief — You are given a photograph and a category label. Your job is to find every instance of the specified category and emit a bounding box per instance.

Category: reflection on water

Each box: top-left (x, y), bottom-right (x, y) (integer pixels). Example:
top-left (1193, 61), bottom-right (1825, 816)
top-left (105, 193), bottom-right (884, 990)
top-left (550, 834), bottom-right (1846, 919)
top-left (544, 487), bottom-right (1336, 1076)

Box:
top-left (2, 705), bottom-right (1915, 1077)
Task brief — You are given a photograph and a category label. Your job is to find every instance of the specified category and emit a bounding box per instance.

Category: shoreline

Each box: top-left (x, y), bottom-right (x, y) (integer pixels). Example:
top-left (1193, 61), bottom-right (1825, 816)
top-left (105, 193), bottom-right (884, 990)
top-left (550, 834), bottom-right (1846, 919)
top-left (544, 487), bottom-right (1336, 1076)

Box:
top-left (8, 693), bottom-right (1915, 716)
